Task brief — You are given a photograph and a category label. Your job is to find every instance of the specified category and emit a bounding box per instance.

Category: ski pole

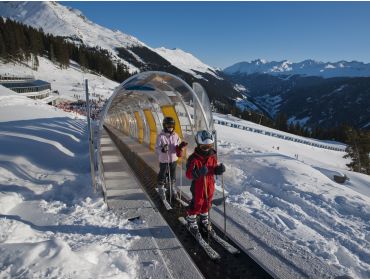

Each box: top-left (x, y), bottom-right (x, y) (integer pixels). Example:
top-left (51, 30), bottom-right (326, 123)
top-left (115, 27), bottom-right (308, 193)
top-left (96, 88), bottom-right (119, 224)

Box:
top-left (179, 159), bottom-right (182, 202)
top-left (178, 157), bottom-right (184, 215)
top-left (204, 174), bottom-right (211, 243)
top-left (167, 151), bottom-right (172, 205)
top-left (222, 173), bottom-right (226, 237)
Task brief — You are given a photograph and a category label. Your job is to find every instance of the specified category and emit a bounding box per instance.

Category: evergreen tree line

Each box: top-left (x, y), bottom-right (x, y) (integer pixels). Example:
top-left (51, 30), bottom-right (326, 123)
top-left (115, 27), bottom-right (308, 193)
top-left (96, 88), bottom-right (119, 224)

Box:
top-left (214, 101), bottom-right (370, 175)
top-left (0, 18), bottom-right (131, 82)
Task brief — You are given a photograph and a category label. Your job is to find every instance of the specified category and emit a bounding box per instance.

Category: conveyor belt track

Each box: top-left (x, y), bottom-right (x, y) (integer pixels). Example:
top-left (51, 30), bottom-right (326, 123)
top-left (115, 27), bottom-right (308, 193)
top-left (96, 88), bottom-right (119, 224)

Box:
top-left (106, 127), bottom-right (272, 279)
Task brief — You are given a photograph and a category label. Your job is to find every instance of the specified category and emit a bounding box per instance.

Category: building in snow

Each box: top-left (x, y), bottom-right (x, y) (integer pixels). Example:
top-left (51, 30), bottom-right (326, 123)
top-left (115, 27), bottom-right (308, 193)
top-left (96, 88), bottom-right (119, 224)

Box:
top-left (0, 75), bottom-right (58, 105)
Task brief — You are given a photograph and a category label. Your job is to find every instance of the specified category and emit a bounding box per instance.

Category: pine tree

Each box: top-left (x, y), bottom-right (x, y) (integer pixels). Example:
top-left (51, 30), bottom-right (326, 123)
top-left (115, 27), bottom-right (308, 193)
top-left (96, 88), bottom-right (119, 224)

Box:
top-left (0, 31), bottom-right (6, 58)
top-left (49, 42), bottom-right (55, 62)
top-left (274, 112), bottom-right (288, 132)
top-left (31, 54), bottom-right (39, 70)
top-left (344, 126), bottom-right (362, 172)
top-left (78, 48), bottom-right (88, 70)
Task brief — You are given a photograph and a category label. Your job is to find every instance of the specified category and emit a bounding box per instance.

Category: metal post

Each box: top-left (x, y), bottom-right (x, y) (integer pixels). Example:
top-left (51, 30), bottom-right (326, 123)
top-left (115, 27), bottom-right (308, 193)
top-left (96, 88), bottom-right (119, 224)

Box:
top-left (222, 174), bottom-right (227, 236)
top-left (85, 79), bottom-right (97, 192)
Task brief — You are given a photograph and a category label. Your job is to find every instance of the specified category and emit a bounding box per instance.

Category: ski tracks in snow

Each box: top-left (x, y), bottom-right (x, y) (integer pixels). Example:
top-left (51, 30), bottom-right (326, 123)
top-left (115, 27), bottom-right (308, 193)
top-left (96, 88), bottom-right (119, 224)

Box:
top-left (217, 139), bottom-right (370, 278)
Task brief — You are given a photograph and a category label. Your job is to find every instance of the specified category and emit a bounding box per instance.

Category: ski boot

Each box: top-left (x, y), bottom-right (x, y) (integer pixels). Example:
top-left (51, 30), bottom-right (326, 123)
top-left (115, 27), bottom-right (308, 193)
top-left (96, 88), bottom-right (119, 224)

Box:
top-left (157, 185), bottom-right (167, 201)
top-left (199, 213), bottom-right (213, 233)
top-left (185, 215), bottom-right (201, 238)
top-left (169, 179), bottom-right (178, 200)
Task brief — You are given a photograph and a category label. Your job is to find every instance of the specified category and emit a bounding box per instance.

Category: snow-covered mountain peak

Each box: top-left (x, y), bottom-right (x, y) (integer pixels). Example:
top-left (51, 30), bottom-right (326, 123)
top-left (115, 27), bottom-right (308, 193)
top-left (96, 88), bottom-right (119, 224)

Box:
top-left (0, 1), bottom-right (145, 49)
top-left (252, 58), bottom-right (268, 65)
top-left (0, 1), bottom-right (222, 80)
top-left (224, 59), bottom-right (370, 78)
top-left (0, 1), bottom-right (146, 72)
top-left (154, 47), bottom-right (222, 79)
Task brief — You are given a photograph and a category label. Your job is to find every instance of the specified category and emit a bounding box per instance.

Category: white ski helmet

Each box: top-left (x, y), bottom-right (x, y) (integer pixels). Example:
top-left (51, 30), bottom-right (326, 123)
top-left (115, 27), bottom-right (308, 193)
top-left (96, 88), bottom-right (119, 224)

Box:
top-left (195, 130), bottom-right (214, 145)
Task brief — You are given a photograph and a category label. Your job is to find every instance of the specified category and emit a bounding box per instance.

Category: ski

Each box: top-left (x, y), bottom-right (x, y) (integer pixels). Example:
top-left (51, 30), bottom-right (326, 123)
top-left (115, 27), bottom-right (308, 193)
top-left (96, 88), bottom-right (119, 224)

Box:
top-left (155, 188), bottom-right (172, 210)
top-left (208, 229), bottom-right (240, 255)
top-left (178, 217), bottom-right (220, 260)
top-left (175, 196), bottom-right (189, 207)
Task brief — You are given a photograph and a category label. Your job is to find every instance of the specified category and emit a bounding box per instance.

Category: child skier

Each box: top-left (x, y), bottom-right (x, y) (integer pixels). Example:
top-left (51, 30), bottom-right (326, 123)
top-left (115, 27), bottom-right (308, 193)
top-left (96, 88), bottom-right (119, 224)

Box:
top-left (155, 116), bottom-right (187, 201)
top-left (185, 130), bottom-right (226, 235)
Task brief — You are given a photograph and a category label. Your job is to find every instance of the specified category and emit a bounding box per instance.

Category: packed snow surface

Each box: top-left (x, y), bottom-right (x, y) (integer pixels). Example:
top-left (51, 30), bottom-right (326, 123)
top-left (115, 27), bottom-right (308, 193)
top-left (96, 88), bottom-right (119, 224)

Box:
top-left (0, 93), bottom-right (139, 278)
top-left (214, 117), bottom-right (370, 278)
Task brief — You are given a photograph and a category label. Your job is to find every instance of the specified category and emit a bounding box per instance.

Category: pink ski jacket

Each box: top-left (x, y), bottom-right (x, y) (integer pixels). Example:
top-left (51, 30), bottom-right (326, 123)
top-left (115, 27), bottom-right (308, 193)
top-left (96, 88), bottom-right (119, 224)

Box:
top-left (155, 131), bottom-right (181, 163)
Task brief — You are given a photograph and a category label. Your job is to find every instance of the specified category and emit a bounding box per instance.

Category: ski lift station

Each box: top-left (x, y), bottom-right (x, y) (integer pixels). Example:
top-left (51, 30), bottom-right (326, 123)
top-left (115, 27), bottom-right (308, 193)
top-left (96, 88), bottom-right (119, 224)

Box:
top-left (94, 71), bottom-right (342, 279)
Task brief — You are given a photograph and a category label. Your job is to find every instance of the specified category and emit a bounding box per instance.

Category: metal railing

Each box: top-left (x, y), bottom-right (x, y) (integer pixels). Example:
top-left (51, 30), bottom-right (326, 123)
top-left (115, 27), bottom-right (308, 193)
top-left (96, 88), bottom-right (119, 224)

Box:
top-left (0, 75), bottom-right (34, 82)
top-left (214, 118), bottom-right (346, 152)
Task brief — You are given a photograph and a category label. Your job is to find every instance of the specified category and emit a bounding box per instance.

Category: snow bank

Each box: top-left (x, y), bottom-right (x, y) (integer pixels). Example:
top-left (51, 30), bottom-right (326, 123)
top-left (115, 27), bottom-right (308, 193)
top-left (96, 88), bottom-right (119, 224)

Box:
top-left (0, 96), bottom-right (139, 278)
top-left (215, 122), bottom-right (370, 278)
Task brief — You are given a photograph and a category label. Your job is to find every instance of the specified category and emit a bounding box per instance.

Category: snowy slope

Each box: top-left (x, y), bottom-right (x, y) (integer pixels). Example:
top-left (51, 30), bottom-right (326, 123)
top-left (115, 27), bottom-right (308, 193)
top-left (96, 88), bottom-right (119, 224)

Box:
top-left (154, 47), bottom-right (222, 79)
top-left (0, 1), bottom-right (220, 79)
top-left (0, 1), bottom-right (143, 72)
top-left (0, 85), bottom-right (17, 97)
top-left (0, 57), bottom-right (119, 101)
top-left (224, 59), bottom-right (370, 78)
top-left (0, 94), bottom-right (139, 278)
top-left (214, 115), bottom-right (370, 278)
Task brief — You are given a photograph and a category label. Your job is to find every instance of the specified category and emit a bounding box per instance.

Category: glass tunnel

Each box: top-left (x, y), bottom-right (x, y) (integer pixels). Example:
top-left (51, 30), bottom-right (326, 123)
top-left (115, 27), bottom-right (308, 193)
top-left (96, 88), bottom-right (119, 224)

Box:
top-left (97, 71), bottom-right (216, 181)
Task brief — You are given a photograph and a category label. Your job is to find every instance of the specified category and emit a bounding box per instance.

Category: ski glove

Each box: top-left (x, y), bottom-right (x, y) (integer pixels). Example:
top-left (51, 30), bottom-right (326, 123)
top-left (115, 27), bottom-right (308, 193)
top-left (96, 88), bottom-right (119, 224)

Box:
top-left (178, 141), bottom-right (188, 149)
top-left (192, 165), bottom-right (208, 179)
top-left (214, 163), bottom-right (226, 175)
top-left (161, 144), bottom-right (169, 153)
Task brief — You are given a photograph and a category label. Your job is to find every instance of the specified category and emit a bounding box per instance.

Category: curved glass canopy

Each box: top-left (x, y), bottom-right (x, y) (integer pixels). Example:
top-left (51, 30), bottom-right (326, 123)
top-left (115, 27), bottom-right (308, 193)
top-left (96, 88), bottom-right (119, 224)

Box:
top-left (100, 71), bottom-right (215, 157)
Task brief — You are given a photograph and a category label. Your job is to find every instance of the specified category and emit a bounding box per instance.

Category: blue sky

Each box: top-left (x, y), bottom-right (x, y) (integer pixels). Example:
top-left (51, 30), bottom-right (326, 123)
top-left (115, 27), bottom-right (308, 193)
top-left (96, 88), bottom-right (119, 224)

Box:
top-left (64, 1), bottom-right (370, 69)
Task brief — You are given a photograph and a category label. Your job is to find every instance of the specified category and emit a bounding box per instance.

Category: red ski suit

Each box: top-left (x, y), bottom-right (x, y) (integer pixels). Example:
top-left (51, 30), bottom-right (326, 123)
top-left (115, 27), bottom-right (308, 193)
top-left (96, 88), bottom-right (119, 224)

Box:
top-left (186, 148), bottom-right (218, 216)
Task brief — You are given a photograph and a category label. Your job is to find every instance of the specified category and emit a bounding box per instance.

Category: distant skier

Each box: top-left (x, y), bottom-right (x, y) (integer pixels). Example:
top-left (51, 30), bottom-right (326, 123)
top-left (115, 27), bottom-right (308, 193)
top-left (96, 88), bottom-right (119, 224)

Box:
top-left (155, 116), bottom-right (187, 201)
top-left (185, 130), bottom-right (226, 235)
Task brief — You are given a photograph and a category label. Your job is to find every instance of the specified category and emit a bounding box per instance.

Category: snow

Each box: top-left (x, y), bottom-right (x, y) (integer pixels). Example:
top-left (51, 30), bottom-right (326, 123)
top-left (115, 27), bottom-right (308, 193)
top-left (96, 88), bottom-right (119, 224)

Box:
top-left (0, 1), bottom-right (220, 80)
top-left (0, 96), bottom-right (139, 278)
top-left (251, 94), bottom-right (283, 117)
top-left (0, 57), bottom-right (119, 102)
top-left (2, 54), bottom-right (370, 278)
top-left (214, 115), bottom-right (370, 278)
top-left (288, 116), bottom-right (311, 127)
top-left (154, 47), bottom-right (222, 80)
top-left (0, 85), bottom-right (17, 97)
top-left (233, 83), bottom-right (247, 93)
top-left (1, 79), bottom-right (370, 278)
top-left (224, 59), bottom-right (370, 78)
top-left (235, 96), bottom-right (260, 112)
top-left (0, 1), bottom-right (142, 73)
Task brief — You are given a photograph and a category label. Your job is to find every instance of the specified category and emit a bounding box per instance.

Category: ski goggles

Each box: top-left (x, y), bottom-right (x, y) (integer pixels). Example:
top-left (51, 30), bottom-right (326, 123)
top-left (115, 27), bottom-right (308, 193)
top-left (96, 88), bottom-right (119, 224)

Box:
top-left (164, 124), bottom-right (175, 129)
top-left (199, 144), bottom-right (213, 150)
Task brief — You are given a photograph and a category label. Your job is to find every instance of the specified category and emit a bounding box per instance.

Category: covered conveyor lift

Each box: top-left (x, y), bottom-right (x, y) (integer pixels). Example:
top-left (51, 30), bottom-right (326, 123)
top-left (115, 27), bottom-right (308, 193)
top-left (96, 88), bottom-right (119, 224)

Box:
top-left (100, 71), bottom-right (215, 159)
top-left (97, 71), bottom-right (218, 203)
top-left (94, 71), bottom-right (238, 278)
top-left (94, 71), bottom-right (341, 279)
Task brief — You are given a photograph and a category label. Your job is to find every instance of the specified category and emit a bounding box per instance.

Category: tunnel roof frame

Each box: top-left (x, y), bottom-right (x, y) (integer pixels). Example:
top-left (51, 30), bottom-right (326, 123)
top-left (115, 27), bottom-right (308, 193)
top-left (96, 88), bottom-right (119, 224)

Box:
top-left (100, 71), bottom-right (213, 134)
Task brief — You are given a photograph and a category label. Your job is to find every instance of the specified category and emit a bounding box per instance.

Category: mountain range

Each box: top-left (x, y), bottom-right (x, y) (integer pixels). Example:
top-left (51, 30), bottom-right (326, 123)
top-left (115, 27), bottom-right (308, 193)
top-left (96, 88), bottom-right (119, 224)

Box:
top-left (1, 1), bottom-right (369, 130)
top-left (228, 73), bottom-right (370, 129)
top-left (224, 59), bottom-right (370, 78)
